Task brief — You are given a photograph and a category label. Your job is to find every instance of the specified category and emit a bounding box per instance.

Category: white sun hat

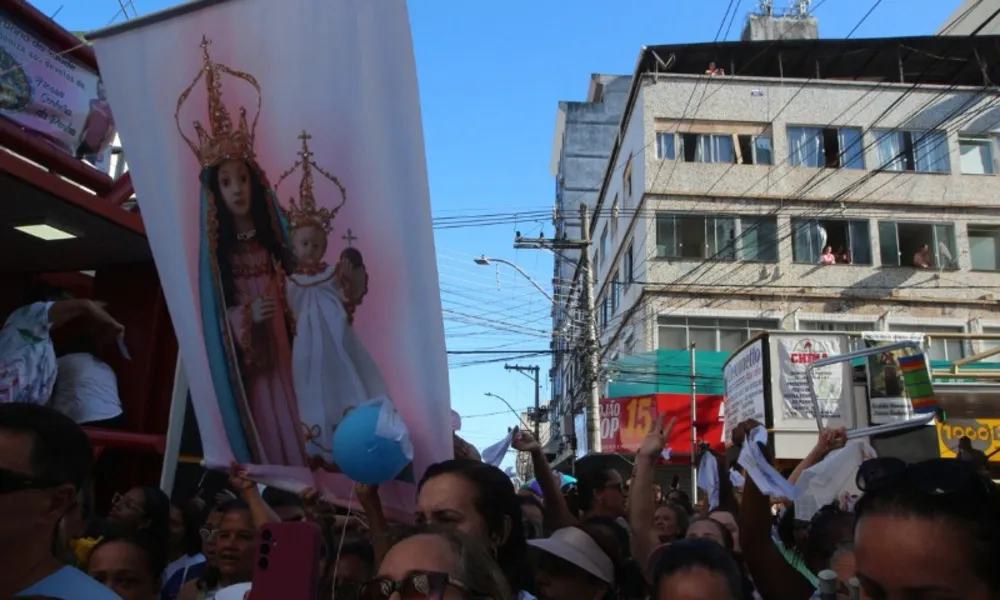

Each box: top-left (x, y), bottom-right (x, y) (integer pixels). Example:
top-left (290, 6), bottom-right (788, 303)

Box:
top-left (528, 526), bottom-right (615, 583)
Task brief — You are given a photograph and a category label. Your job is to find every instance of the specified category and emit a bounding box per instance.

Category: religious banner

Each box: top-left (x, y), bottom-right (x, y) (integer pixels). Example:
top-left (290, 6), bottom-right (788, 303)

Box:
top-left (0, 12), bottom-right (115, 163)
top-left (88, 0), bottom-right (449, 520)
top-left (862, 332), bottom-right (925, 425)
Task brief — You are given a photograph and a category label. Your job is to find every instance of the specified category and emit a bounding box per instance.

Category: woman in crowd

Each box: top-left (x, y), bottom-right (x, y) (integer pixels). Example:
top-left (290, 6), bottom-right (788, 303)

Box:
top-left (853, 456), bottom-right (1000, 600)
top-left (652, 538), bottom-right (744, 600)
top-left (529, 525), bottom-right (620, 600)
top-left (177, 500), bottom-right (256, 600)
top-left (108, 487), bottom-right (172, 554)
top-left (88, 529), bottom-right (167, 600)
top-left (370, 526), bottom-right (512, 600)
top-left (164, 502), bottom-right (206, 587)
top-left (652, 503), bottom-right (689, 544)
top-left (162, 504), bottom-right (224, 600)
top-left (570, 468), bottom-right (627, 522)
top-left (326, 540), bottom-right (375, 600)
top-left (416, 459), bottom-right (534, 598)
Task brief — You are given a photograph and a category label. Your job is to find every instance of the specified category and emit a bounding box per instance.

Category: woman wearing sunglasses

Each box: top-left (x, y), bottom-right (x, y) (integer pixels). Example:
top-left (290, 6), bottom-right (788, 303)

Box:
top-left (853, 456), bottom-right (1000, 600)
top-left (108, 486), bottom-right (171, 554)
top-left (365, 527), bottom-right (510, 600)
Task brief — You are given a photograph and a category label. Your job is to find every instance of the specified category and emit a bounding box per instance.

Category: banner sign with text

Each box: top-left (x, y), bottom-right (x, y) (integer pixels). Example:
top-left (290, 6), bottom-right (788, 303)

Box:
top-left (723, 339), bottom-right (766, 438)
top-left (938, 418), bottom-right (1000, 462)
top-left (90, 0), bottom-right (449, 521)
top-left (863, 332), bottom-right (925, 425)
top-left (600, 393), bottom-right (724, 458)
top-left (775, 334), bottom-right (849, 421)
top-left (0, 13), bottom-right (115, 163)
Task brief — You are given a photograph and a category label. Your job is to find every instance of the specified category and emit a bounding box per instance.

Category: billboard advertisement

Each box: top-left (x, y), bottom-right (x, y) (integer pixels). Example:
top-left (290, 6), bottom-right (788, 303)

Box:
top-left (599, 393), bottom-right (724, 459)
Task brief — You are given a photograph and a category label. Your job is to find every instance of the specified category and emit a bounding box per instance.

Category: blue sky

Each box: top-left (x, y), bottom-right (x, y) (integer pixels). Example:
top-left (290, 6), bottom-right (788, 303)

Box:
top-left (40, 0), bottom-right (959, 469)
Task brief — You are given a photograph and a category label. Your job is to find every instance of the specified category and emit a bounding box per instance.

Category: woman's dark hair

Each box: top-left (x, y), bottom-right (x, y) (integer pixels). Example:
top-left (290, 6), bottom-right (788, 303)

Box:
top-left (656, 502), bottom-right (690, 541)
top-left (665, 488), bottom-right (694, 515)
top-left (653, 538), bottom-right (743, 600)
top-left (390, 526), bottom-right (513, 600)
top-left (136, 486), bottom-right (171, 555)
top-left (518, 495), bottom-right (544, 538)
top-left (175, 501), bottom-right (204, 557)
top-left (573, 468), bottom-right (619, 515)
top-left (855, 471), bottom-right (1000, 592)
top-left (419, 459), bottom-right (531, 593)
top-left (203, 161), bottom-right (293, 308)
top-left (24, 281), bottom-right (74, 304)
top-left (91, 523), bottom-right (168, 582)
top-left (803, 503), bottom-right (853, 574)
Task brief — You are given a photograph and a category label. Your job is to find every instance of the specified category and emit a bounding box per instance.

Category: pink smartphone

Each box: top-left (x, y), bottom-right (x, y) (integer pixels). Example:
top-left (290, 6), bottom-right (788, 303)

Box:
top-left (249, 521), bottom-right (323, 600)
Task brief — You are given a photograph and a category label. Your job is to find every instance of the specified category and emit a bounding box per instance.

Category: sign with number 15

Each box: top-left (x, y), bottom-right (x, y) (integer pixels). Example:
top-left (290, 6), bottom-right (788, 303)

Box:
top-left (599, 393), bottom-right (725, 456)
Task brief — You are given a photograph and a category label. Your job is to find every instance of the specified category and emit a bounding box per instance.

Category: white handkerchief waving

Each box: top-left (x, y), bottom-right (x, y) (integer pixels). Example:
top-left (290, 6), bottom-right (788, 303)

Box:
top-left (794, 439), bottom-right (876, 522)
top-left (697, 451), bottom-right (721, 510)
top-left (738, 426), bottom-right (799, 500)
top-left (482, 429), bottom-right (514, 467)
top-left (374, 396), bottom-right (414, 461)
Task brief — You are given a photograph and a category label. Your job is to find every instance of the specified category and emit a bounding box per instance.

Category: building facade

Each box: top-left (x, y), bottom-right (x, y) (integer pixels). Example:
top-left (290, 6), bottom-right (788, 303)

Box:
top-left (548, 75), bottom-right (630, 458)
top-left (551, 30), bottom-right (1000, 461)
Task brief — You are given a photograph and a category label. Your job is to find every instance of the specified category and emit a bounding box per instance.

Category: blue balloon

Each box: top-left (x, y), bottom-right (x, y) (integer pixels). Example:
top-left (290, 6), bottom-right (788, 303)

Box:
top-left (331, 403), bottom-right (410, 484)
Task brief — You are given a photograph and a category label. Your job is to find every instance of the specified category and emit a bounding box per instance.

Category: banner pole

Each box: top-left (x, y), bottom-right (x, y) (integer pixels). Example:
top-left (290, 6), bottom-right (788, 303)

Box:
top-left (690, 343), bottom-right (698, 503)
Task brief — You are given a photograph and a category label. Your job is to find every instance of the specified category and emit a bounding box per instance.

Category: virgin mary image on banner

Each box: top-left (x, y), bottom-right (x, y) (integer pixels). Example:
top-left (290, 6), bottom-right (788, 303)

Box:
top-left (176, 38), bottom-right (306, 467)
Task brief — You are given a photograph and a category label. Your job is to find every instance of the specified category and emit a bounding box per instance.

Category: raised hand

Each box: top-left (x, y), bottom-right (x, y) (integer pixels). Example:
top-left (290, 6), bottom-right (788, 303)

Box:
top-left (638, 412), bottom-right (676, 459)
top-left (512, 428), bottom-right (542, 453)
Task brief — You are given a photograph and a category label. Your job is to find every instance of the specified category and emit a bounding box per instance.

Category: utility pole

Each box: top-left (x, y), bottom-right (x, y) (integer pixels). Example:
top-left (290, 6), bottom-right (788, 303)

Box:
top-left (505, 364), bottom-right (542, 439)
top-left (515, 201), bottom-right (601, 457)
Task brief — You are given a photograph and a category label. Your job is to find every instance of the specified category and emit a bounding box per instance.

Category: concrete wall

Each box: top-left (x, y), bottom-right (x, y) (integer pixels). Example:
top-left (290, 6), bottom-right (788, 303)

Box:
top-left (938, 0), bottom-right (1000, 35)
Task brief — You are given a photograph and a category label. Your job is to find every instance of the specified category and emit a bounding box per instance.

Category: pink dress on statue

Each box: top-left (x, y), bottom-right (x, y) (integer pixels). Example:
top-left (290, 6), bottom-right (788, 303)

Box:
top-left (225, 243), bottom-right (306, 466)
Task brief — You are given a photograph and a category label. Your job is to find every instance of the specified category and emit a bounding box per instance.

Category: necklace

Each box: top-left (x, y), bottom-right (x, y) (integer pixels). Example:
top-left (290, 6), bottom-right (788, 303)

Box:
top-left (236, 229), bottom-right (257, 242)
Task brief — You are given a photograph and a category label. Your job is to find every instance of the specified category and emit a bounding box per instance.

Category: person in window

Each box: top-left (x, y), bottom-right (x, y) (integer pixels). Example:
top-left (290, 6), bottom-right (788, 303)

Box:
top-left (706, 62), bottom-right (725, 76)
top-left (913, 244), bottom-right (933, 268)
top-left (835, 247), bottom-right (851, 265)
top-left (819, 246), bottom-right (836, 265)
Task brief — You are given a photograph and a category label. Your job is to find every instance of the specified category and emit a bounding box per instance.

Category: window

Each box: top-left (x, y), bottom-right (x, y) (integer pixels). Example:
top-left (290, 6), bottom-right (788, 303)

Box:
top-left (878, 222), bottom-right (957, 269)
top-left (601, 297), bottom-right (609, 330)
top-left (623, 154), bottom-right (633, 199)
top-left (656, 132), bottom-right (676, 160)
top-left (611, 195), bottom-right (620, 240)
top-left (787, 126), bottom-right (864, 169)
top-left (887, 324), bottom-right (965, 362)
top-left (624, 333), bottom-right (636, 356)
top-left (600, 226), bottom-right (609, 266)
top-left (959, 136), bottom-right (996, 175)
top-left (980, 326), bottom-right (1000, 363)
top-left (611, 270), bottom-right (620, 313)
top-left (657, 317), bottom-right (779, 352)
top-left (656, 213), bottom-right (736, 260)
top-left (873, 130), bottom-right (950, 173)
top-left (791, 219), bottom-right (872, 265)
top-left (799, 320), bottom-right (876, 332)
top-left (969, 226), bottom-right (1000, 271)
top-left (740, 216), bottom-right (779, 262)
top-left (680, 132), bottom-right (774, 165)
top-left (624, 242), bottom-right (634, 288)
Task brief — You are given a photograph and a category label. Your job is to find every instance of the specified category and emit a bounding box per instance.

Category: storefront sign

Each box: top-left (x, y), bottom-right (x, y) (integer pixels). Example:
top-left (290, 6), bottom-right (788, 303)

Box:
top-left (863, 332), bottom-right (924, 425)
top-left (600, 393), bottom-right (724, 456)
top-left (0, 13), bottom-right (115, 162)
top-left (938, 418), bottom-right (1000, 462)
top-left (723, 339), bottom-right (766, 436)
top-left (775, 335), bottom-right (847, 420)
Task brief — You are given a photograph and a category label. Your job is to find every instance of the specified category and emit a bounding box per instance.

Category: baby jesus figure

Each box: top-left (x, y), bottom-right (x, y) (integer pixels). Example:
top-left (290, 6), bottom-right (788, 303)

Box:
top-left (286, 220), bottom-right (390, 469)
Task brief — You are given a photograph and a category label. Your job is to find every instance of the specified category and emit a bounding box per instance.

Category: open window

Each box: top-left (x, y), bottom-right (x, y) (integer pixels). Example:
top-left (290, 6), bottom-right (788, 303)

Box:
top-left (656, 213), bottom-right (736, 260)
top-left (792, 218), bottom-right (872, 264)
top-left (674, 123), bottom-right (774, 166)
top-left (874, 130), bottom-right (950, 173)
top-left (878, 221), bottom-right (957, 269)
top-left (787, 126), bottom-right (864, 169)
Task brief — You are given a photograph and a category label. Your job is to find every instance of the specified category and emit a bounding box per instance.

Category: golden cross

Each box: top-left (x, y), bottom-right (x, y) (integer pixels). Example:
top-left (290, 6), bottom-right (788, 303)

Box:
top-left (343, 229), bottom-right (358, 246)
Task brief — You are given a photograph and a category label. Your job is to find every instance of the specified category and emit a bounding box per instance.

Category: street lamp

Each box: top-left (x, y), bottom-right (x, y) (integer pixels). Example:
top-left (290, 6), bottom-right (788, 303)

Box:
top-left (474, 255), bottom-right (554, 303)
top-left (484, 392), bottom-right (532, 429)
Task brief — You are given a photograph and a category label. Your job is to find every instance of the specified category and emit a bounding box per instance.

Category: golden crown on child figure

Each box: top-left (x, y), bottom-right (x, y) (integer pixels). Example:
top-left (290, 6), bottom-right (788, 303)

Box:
top-left (175, 36), bottom-right (262, 168)
top-left (276, 130), bottom-right (348, 234)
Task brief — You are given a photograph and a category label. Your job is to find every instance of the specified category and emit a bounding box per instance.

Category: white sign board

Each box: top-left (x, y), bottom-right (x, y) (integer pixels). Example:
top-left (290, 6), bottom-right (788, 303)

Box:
top-left (723, 339), bottom-right (766, 438)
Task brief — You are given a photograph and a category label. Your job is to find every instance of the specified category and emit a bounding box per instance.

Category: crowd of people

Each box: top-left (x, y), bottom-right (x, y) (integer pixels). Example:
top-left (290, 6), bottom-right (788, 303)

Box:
top-left (2, 397), bottom-right (998, 600)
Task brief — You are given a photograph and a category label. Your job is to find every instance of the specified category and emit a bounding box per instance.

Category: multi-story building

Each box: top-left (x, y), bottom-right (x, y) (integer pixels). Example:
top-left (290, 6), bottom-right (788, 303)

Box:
top-left (552, 15), bottom-right (1000, 464)
top-left (548, 75), bottom-right (630, 461)
top-left (939, 0), bottom-right (1000, 35)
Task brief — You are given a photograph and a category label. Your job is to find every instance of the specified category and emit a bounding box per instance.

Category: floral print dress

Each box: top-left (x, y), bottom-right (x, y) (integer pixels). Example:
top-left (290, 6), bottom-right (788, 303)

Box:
top-left (0, 302), bottom-right (56, 404)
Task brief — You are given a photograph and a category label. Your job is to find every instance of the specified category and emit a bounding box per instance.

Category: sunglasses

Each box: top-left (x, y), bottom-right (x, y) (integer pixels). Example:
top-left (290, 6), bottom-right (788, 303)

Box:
top-left (360, 571), bottom-right (472, 600)
top-left (0, 467), bottom-right (59, 495)
top-left (856, 457), bottom-right (985, 495)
